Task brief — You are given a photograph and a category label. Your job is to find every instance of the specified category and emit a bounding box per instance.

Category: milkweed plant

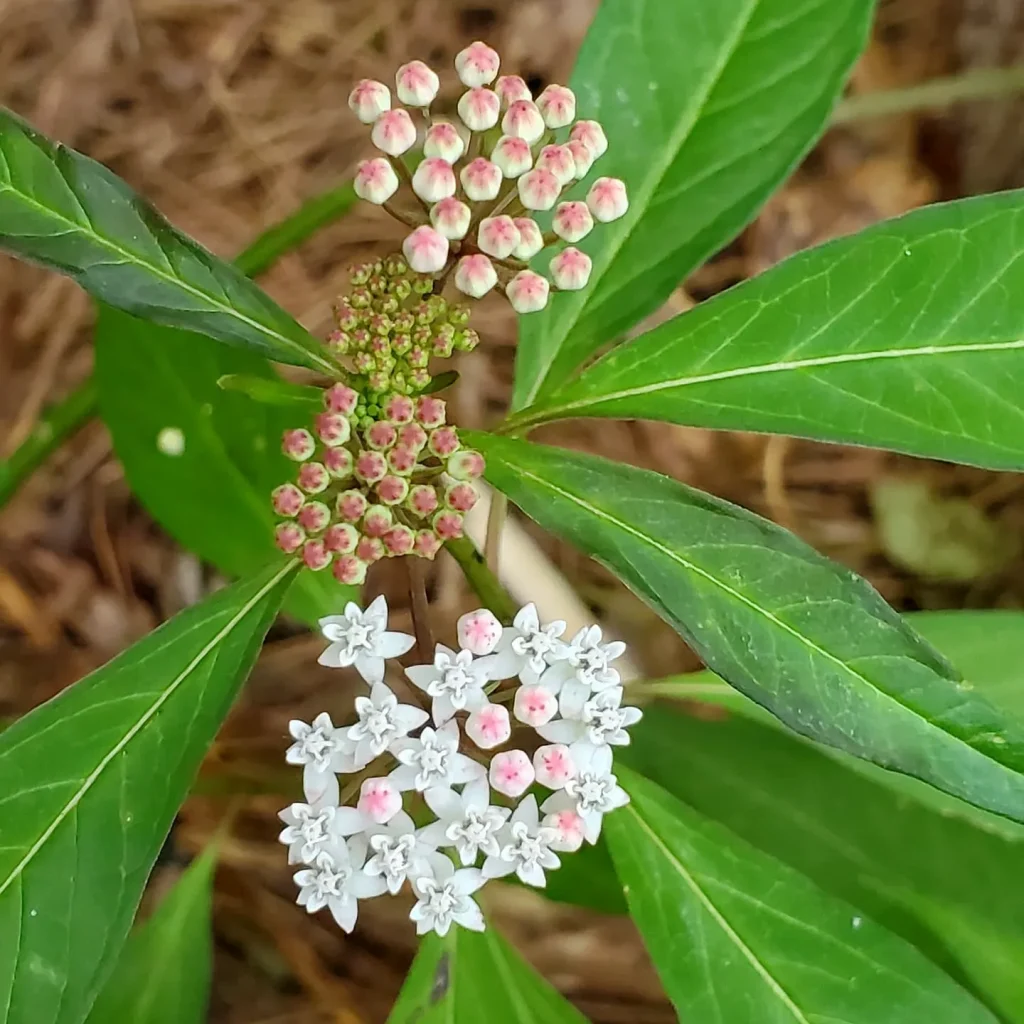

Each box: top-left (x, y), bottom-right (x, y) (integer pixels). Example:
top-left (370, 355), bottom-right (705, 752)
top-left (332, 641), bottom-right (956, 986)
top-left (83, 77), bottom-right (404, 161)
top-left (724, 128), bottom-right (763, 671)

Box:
top-left (3, 3), bottom-right (1024, 1022)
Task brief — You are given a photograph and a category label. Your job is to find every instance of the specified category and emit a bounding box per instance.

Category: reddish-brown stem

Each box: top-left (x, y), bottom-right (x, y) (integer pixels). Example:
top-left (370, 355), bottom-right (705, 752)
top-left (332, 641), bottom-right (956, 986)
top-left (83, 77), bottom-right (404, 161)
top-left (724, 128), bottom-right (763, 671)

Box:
top-left (388, 155), bottom-right (431, 215)
top-left (408, 557), bottom-right (435, 660)
top-left (382, 200), bottom-right (422, 229)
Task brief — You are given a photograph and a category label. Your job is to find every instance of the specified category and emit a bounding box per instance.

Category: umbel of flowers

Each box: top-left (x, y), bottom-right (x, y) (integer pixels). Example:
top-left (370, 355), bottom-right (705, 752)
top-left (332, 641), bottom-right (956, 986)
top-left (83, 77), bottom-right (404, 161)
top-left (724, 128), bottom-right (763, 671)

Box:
top-left (349, 41), bottom-right (629, 313)
top-left (280, 598), bottom-right (641, 936)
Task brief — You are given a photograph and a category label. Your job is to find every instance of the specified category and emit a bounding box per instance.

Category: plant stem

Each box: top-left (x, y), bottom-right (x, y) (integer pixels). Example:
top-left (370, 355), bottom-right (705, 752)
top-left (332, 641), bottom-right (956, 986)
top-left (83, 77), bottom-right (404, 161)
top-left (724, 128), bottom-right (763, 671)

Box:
top-left (484, 490), bottom-right (507, 574)
top-left (0, 179), bottom-right (357, 510)
top-left (407, 557), bottom-right (435, 659)
top-left (445, 535), bottom-right (518, 623)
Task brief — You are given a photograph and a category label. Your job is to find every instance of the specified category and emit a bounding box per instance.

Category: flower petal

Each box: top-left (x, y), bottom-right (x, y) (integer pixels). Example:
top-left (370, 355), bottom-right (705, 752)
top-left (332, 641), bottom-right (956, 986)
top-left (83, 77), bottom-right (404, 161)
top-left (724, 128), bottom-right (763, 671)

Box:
top-left (514, 603), bottom-right (539, 632)
top-left (482, 854), bottom-right (516, 879)
top-left (535, 719), bottom-right (583, 745)
top-left (461, 776), bottom-right (491, 812)
top-left (424, 785), bottom-right (465, 821)
top-left (303, 765), bottom-right (339, 807)
top-left (405, 664), bottom-right (439, 691)
top-left (559, 680), bottom-right (590, 719)
top-left (450, 753), bottom-right (486, 785)
top-left (482, 643), bottom-right (521, 680)
top-left (349, 873), bottom-right (389, 898)
top-left (540, 790), bottom-right (574, 814)
top-left (417, 821), bottom-right (451, 847)
top-left (394, 704), bottom-right (430, 733)
top-left (511, 794), bottom-right (539, 828)
top-left (452, 867), bottom-right (486, 895)
top-left (329, 895), bottom-right (359, 933)
top-left (432, 692), bottom-right (457, 726)
top-left (317, 641), bottom-right (351, 669)
top-left (453, 899), bottom-right (486, 932)
top-left (583, 811), bottom-right (603, 845)
top-left (388, 763), bottom-right (420, 791)
top-left (354, 652), bottom-right (386, 685)
top-left (364, 594), bottom-right (389, 624)
top-left (517, 861), bottom-right (547, 888)
top-left (379, 630), bottom-right (416, 658)
top-left (332, 806), bottom-right (368, 835)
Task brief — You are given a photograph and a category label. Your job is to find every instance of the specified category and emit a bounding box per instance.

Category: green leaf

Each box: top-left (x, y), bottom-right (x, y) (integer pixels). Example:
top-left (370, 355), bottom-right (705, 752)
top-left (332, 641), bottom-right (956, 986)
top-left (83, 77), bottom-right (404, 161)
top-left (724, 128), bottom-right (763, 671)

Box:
top-left (469, 432), bottom-right (1024, 823)
top-left (509, 191), bottom-right (1024, 471)
top-left (511, 0), bottom-right (873, 410)
top-left (95, 309), bottom-right (343, 624)
top-left (0, 107), bottom-right (334, 374)
top-left (0, 560), bottom-right (294, 1024)
top-left (216, 374), bottom-right (324, 409)
top-left (85, 846), bottom-right (217, 1024)
top-left (388, 929), bottom-right (585, 1023)
top-left (607, 769), bottom-right (1000, 1024)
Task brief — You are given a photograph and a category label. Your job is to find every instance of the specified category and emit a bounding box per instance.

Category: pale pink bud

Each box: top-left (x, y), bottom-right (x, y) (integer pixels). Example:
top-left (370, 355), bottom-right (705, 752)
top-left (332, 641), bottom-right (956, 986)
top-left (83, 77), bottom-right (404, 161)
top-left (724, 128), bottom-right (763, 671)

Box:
top-left (370, 108), bottom-right (417, 156)
top-left (543, 810), bottom-right (586, 853)
top-left (455, 41), bottom-right (500, 87)
top-left (324, 447), bottom-right (353, 479)
top-left (388, 445), bottom-right (418, 475)
top-left (430, 197), bottom-right (471, 240)
top-left (505, 269), bottom-right (549, 313)
top-left (362, 504), bottom-right (394, 538)
top-left (533, 744), bottom-right (575, 789)
top-left (272, 483), bottom-right (304, 518)
top-left (357, 535), bottom-right (386, 563)
top-left (454, 254), bottom-right (498, 298)
top-left (333, 554), bottom-right (368, 586)
top-left (587, 177), bottom-right (629, 222)
top-left (550, 246), bottom-right (592, 291)
top-left (395, 60), bottom-right (439, 106)
top-left (412, 157), bottom-right (457, 203)
top-left (428, 425), bottom-right (461, 458)
top-left (514, 684), bottom-right (558, 727)
top-left (512, 218), bottom-right (544, 260)
top-left (571, 119), bottom-right (608, 159)
top-left (491, 135), bottom-right (533, 178)
top-left (399, 422), bottom-right (428, 451)
top-left (477, 216), bottom-right (520, 260)
top-left (457, 88), bottom-right (500, 132)
top-left (535, 84), bottom-right (576, 129)
top-left (274, 522), bottom-right (305, 554)
top-left (297, 462), bottom-right (329, 494)
top-left (408, 484), bottom-right (439, 518)
top-left (423, 121), bottom-right (466, 163)
top-left (445, 482), bottom-right (478, 512)
top-left (517, 168), bottom-right (561, 211)
top-left (302, 539), bottom-right (332, 571)
top-left (402, 225), bottom-right (449, 274)
top-left (354, 157), bottom-right (399, 204)
top-left (416, 395), bottom-right (446, 428)
top-left (536, 144), bottom-right (576, 187)
top-left (457, 608), bottom-right (503, 655)
top-left (567, 139), bottom-right (595, 179)
top-left (357, 778), bottom-right (402, 824)
top-left (459, 157), bottom-right (502, 201)
top-left (324, 384), bottom-right (358, 415)
top-left (432, 509), bottom-right (464, 541)
top-left (366, 421), bottom-right (397, 451)
top-left (348, 79), bottom-right (391, 124)
top-left (384, 395), bottom-right (415, 425)
top-left (501, 100), bottom-right (545, 143)
top-left (324, 522), bottom-right (359, 554)
top-left (384, 524), bottom-right (416, 556)
top-left (282, 428), bottom-right (315, 462)
top-left (315, 412), bottom-right (351, 447)
top-left (355, 450), bottom-right (388, 484)
top-left (495, 75), bottom-right (531, 108)
top-left (414, 529), bottom-right (442, 559)
top-left (466, 703), bottom-right (511, 749)
top-left (552, 201), bottom-right (594, 243)
top-left (377, 474), bottom-right (409, 506)
top-left (447, 449), bottom-right (485, 480)
top-left (297, 501), bottom-right (330, 534)
top-left (489, 749), bottom-right (535, 799)
top-left (336, 490), bottom-right (368, 522)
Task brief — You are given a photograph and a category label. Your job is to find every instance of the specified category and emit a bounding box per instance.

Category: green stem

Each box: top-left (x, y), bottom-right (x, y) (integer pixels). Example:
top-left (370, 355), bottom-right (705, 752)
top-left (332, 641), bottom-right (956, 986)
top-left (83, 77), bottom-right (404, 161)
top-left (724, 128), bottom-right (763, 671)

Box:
top-left (0, 179), bottom-right (357, 509)
top-left (445, 535), bottom-right (519, 623)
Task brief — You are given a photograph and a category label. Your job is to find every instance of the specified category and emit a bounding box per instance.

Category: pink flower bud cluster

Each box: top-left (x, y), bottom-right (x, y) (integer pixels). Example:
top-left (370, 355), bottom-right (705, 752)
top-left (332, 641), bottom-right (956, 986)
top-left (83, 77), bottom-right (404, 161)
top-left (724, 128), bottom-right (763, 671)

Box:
top-left (348, 41), bottom-right (629, 313)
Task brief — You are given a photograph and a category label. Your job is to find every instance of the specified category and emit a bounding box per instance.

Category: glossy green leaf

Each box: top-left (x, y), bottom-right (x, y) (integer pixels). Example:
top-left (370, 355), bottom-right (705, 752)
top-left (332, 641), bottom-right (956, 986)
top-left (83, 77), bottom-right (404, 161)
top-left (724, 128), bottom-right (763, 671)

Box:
top-left (95, 309), bottom-right (344, 624)
top-left (388, 929), bottom-right (585, 1023)
top-left (511, 0), bottom-right (873, 410)
top-left (85, 846), bottom-right (217, 1024)
top-left (0, 107), bottom-right (334, 374)
top-left (216, 374), bottom-right (323, 409)
top-left (0, 561), bottom-right (294, 1024)
top-left (510, 191), bottom-right (1024, 470)
top-left (470, 432), bottom-right (1024, 823)
top-left (607, 769), bottom-right (999, 1023)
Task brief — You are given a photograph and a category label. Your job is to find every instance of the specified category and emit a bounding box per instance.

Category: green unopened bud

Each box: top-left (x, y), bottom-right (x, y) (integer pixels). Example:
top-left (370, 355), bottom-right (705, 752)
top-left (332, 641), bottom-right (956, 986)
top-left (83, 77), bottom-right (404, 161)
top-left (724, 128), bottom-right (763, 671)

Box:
top-left (454, 328), bottom-right (480, 352)
top-left (368, 370), bottom-right (391, 392)
top-left (354, 352), bottom-right (374, 374)
top-left (394, 278), bottom-right (412, 301)
top-left (349, 263), bottom-right (373, 286)
top-left (448, 303), bottom-right (470, 326)
top-left (408, 367), bottom-right (431, 391)
top-left (376, 293), bottom-right (399, 315)
top-left (350, 287), bottom-right (372, 309)
top-left (412, 276), bottom-right (433, 295)
top-left (426, 295), bottom-right (448, 319)
top-left (392, 332), bottom-right (412, 356)
top-left (385, 255), bottom-right (409, 277)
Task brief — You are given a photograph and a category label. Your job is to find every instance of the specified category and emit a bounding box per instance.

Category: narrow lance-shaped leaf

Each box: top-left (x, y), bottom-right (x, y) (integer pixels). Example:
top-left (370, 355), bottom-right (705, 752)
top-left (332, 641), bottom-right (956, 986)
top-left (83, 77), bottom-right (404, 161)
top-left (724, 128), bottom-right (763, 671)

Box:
top-left (510, 191), bottom-right (1024, 471)
top-left (0, 107), bottom-right (335, 374)
top-left (469, 432), bottom-right (1024, 824)
top-left (0, 560), bottom-right (295, 1024)
top-left (607, 769), bottom-right (1000, 1024)
top-left (512, 0), bottom-right (873, 409)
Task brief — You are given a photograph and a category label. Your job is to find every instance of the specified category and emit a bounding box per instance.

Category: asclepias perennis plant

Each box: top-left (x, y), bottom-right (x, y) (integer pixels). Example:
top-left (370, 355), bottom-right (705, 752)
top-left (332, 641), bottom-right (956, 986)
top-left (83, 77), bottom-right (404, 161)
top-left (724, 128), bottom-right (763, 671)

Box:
top-left (3, 2), bottom-right (1024, 1021)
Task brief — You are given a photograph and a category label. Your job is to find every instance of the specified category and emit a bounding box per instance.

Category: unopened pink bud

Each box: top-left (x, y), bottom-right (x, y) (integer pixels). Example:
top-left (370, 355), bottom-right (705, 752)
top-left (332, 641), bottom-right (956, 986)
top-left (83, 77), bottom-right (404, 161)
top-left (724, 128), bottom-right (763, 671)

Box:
top-left (297, 462), bottom-right (330, 494)
top-left (357, 535), bottom-right (386, 563)
top-left (377, 474), bottom-right (410, 505)
top-left (275, 521), bottom-right (306, 554)
top-left (383, 524), bottom-right (416, 556)
top-left (282, 428), bottom-right (315, 462)
top-left (455, 41), bottom-right (500, 87)
top-left (459, 157), bottom-right (502, 202)
top-left (454, 254), bottom-right (497, 298)
top-left (428, 426), bottom-right (461, 458)
top-left (324, 522), bottom-right (359, 554)
top-left (430, 197), bottom-right (472, 241)
top-left (567, 139), bottom-right (595, 180)
top-left (489, 749), bottom-right (535, 799)
top-left (384, 394), bottom-right (415, 425)
top-left (550, 246), bottom-right (592, 291)
top-left (536, 84), bottom-right (576, 128)
top-left (407, 484), bottom-right (440, 518)
top-left (297, 501), bottom-right (331, 534)
top-left (423, 121), bottom-right (466, 163)
top-left (536, 144), bottom-right (576, 186)
top-left (357, 778), bottom-right (402, 824)
top-left (552, 201), bottom-right (594, 243)
top-left (416, 395), bottom-right (446, 428)
top-left (543, 809), bottom-right (586, 853)
top-left (514, 684), bottom-right (558, 727)
top-left (336, 489), bottom-right (368, 523)
top-left (457, 87), bottom-right (500, 132)
top-left (371, 108), bottom-right (417, 156)
top-left (272, 483), bottom-right (304, 518)
top-left (533, 743), bottom-right (575, 789)
top-left (366, 421), bottom-right (397, 451)
top-left (457, 608), bottom-right (502, 655)
top-left (502, 100), bottom-right (545, 143)
top-left (495, 75), bottom-right (531, 108)
top-left (517, 168), bottom-right (561, 211)
top-left (414, 529), bottom-right (442, 559)
top-left (315, 412), bottom-right (352, 447)
top-left (491, 135), bottom-right (533, 178)
top-left (570, 120), bottom-right (608, 159)
top-left (466, 703), bottom-right (511, 749)
top-left (477, 216), bottom-right (520, 260)
top-left (354, 157), bottom-right (400, 204)
top-left (447, 449), bottom-right (485, 480)
top-left (396, 60), bottom-right (439, 106)
top-left (388, 444), bottom-right (418, 476)
top-left (412, 157), bottom-right (457, 203)
top-left (432, 510), bottom-right (464, 541)
top-left (402, 225), bottom-right (449, 275)
top-left (348, 79), bottom-right (391, 124)
top-left (445, 481), bottom-right (478, 512)
top-left (324, 384), bottom-right (358, 415)
top-left (587, 177), bottom-right (629, 223)
top-left (362, 504), bottom-right (394, 538)
top-left (398, 422), bottom-right (428, 451)
top-left (302, 539), bottom-right (332, 571)
top-left (512, 218), bottom-right (544, 260)
top-left (333, 553), bottom-right (368, 586)
top-left (355, 450), bottom-right (388, 484)
top-left (324, 447), bottom-right (353, 479)
top-left (505, 269), bottom-right (550, 313)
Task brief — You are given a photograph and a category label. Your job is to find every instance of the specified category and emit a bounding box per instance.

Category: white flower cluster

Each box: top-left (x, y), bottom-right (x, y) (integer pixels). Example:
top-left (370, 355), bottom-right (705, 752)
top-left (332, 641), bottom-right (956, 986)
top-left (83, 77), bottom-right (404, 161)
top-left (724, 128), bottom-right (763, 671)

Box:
top-left (279, 596), bottom-right (641, 936)
top-left (348, 41), bottom-right (629, 313)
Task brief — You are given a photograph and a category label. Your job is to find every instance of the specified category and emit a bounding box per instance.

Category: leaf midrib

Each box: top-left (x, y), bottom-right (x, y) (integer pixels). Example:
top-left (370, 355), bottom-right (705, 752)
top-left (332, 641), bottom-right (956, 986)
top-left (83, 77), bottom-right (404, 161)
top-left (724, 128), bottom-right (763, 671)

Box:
top-left (0, 561), bottom-right (292, 900)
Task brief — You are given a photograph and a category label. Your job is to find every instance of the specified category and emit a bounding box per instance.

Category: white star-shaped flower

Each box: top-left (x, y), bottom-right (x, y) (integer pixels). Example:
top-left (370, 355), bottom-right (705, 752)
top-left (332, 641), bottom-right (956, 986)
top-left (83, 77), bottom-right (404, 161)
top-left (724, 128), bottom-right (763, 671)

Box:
top-left (539, 624), bottom-right (625, 710)
top-left (292, 842), bottom-right (388, 933)
top-left (481, 795), bottom-right (560, 887)
top-left (409, 857), bottom-right (486, 936)
top-left (285, 713), bottom-right (354, 805)
top-left (389, 719), bottom-right (485, 792)
top-left (278, 802), bottom-right (344, 865)
top-left (417, 778), bottom-right (510, 865)
top-left (541, 744), bottom-right (628, 845)
top-left (318, 596), bottom-right (415, 684)
top-left (347, 682), bottom-right (429, 767)
top-left (405, 644), bottom-right (491, 724)
top-left (485, 603), bottom-right (567, 685)
top-left (536, 685), bottom-right (642, 751)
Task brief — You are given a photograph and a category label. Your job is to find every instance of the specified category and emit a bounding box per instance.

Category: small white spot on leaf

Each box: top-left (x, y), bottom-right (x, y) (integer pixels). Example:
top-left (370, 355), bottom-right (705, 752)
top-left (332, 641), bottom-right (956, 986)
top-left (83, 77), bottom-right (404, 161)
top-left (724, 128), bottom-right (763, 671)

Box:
top-left (852, 916), bottom-right (863, 929)
top-left (157, 427), bottom-right (185, 457)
